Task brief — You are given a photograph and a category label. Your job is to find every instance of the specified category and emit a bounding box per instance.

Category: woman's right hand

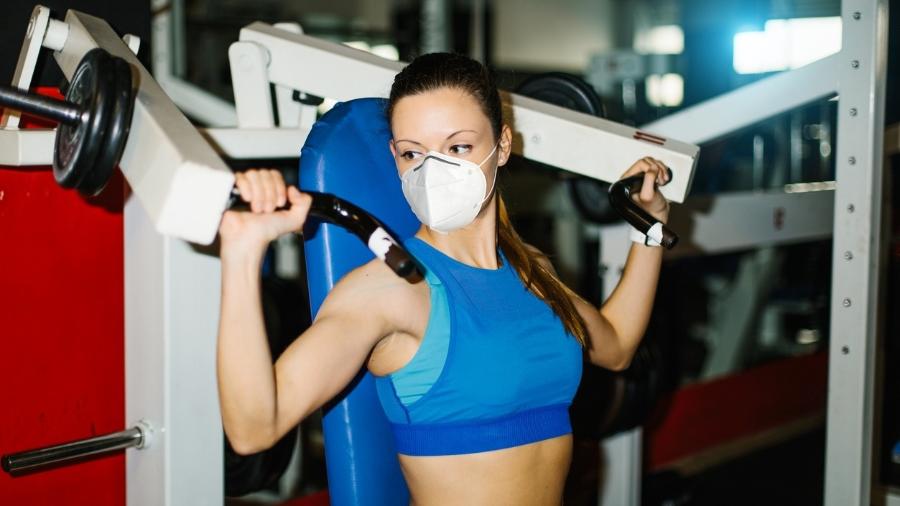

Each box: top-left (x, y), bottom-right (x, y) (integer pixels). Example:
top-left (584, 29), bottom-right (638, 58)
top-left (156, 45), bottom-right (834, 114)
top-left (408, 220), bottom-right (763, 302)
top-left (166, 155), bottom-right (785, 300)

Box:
top-left (219, 169), bottom-right (313, 255)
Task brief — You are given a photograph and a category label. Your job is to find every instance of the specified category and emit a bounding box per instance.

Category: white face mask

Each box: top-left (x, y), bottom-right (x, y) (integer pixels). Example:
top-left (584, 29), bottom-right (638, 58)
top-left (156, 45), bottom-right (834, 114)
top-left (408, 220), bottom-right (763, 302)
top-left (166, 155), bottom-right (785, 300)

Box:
top-left (400, 143), bottom-right (499, 234)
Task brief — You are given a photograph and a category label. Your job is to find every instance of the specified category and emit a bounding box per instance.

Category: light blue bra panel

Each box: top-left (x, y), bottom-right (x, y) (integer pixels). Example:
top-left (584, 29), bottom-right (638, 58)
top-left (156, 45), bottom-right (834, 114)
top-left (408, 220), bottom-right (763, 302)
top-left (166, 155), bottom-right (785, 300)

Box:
top-left (388, 269), bottom-right (451, 405)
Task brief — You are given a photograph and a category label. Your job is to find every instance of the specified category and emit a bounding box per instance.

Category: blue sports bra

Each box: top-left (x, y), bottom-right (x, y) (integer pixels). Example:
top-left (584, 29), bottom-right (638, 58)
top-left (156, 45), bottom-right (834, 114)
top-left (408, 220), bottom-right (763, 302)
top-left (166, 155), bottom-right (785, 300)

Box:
top-left (373, 237), bottom-right (584, 456)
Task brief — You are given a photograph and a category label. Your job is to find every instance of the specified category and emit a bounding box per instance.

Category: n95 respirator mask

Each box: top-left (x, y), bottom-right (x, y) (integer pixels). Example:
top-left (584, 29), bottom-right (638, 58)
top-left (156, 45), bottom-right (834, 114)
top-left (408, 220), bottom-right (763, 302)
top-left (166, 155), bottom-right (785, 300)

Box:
top-left (400, 143), bottom-right (499, 234)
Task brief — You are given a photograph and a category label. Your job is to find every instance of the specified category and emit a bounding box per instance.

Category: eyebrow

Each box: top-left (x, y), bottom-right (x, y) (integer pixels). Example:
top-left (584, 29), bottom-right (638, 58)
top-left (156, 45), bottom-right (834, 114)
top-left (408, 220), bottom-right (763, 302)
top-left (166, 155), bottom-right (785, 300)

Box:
top-left (394, 129), bottom-right (479, 146)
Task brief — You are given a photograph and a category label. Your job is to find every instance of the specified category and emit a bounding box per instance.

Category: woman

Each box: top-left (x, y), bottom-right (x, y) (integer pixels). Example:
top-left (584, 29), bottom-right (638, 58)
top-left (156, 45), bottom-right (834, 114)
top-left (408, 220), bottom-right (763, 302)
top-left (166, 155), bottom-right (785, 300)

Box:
top-left (217, 53), bottom-right (670, 505)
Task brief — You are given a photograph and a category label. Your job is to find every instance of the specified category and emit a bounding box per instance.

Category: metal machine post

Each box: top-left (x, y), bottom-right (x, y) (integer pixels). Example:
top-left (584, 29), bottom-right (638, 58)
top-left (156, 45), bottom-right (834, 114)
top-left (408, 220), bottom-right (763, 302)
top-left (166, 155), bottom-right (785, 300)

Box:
top-left (825, 1), bottom-right (889, 504)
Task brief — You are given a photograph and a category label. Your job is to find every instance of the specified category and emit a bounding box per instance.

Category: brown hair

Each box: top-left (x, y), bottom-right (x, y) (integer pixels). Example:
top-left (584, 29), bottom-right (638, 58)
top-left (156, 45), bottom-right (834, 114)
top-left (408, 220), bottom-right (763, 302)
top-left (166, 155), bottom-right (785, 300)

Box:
top-left (387, 53), bottom-right (589, 348)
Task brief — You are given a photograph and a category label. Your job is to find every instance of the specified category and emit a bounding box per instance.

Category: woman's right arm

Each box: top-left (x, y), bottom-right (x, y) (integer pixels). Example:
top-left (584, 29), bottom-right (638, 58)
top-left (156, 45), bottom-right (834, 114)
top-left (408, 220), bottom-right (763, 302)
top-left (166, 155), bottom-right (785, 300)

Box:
top-left (217, 170), bottom-right (391, 455)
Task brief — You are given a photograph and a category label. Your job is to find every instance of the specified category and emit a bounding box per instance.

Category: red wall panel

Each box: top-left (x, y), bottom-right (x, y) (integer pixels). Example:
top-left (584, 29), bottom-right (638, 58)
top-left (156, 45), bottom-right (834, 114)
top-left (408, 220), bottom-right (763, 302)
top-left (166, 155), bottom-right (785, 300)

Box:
top-left (0, 89), bottom-right (124, 505)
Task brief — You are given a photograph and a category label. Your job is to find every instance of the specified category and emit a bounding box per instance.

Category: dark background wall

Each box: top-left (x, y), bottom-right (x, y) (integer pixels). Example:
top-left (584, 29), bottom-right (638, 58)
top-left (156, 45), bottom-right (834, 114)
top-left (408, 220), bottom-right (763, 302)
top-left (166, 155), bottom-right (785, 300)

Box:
top-left (1, 1), bottom-right (151, 88)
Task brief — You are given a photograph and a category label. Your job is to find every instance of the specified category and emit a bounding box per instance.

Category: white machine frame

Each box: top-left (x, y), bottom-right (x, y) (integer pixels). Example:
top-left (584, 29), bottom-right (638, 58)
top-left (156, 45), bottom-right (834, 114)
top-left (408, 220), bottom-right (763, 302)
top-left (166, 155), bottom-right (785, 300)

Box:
top-left (0, 1), bottom-right (890, 504)
top-left (599, 1), bottom-right (889, 505)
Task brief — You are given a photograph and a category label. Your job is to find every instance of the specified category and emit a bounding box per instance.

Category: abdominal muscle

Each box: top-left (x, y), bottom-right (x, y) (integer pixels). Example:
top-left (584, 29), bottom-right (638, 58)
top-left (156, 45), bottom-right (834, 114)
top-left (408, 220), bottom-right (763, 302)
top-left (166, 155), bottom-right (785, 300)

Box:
top-left (397, 434), bottom-right (572, 506)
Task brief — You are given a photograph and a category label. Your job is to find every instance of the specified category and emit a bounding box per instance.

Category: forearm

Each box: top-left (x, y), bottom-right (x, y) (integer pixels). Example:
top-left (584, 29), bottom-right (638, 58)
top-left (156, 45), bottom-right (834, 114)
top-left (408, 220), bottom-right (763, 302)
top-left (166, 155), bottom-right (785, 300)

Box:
top-left (217, 248), bottom-right (278, 452)
top-left (598, 243), bottom-right (663, 364)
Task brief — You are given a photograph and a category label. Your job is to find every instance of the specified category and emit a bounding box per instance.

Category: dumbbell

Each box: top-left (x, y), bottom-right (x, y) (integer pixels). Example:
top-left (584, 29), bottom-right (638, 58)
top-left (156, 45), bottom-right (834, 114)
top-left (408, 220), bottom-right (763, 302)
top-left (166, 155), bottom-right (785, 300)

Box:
top-left (0, 47), bottom-right (135, 196)
top-left (228, 189), bottom-right (424, 283)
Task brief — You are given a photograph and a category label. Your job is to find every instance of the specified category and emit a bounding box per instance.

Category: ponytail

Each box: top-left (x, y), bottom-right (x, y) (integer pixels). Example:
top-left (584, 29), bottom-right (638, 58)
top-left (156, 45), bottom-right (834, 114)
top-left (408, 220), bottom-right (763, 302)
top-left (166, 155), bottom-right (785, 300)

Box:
top-left (496, 194), bottom-right (590, 348)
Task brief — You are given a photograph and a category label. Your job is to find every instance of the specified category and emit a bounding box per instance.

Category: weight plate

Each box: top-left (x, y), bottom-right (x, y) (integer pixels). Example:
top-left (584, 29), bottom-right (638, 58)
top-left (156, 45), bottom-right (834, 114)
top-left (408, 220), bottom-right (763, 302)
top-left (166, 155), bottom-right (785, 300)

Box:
top-left (54, 48), bottom-right (115, 189)
top-left (516, 72), bottom-right (605, 118)
top-left (515, 73), bottom-right (619, 223)
top-left (569, 177), bottom-right (618, 224)
top-left (78, 55), bottom-right (136, 196)
top-left (225, 428), bottom-right (298, 497)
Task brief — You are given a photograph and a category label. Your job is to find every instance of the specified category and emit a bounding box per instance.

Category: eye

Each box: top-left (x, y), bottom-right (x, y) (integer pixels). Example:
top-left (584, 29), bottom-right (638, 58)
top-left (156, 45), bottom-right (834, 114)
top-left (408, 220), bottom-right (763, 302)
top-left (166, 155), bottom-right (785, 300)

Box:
top-left (400, 150), bottom-right (423, 161)
top-left (449, 144), bottom-right (472, 155)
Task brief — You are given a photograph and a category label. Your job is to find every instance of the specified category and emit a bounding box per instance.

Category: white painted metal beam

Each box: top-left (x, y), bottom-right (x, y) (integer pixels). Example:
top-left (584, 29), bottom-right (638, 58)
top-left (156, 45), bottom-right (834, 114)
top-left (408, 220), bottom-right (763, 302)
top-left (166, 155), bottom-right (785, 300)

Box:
top-left (665, 187), bottom-right (835, 259)
top-left (824, 1), bottom-right (889, 505)
top-left (237, 23), bottom-right (699, 203)
top-left (55, 10), bottom-right (234, 246)
top-left (641, 54), bottom-right (840, 145)
top-left (201, 127), bottom-right (309, 159)
top-left (0, 129), bottom-right (53, 165)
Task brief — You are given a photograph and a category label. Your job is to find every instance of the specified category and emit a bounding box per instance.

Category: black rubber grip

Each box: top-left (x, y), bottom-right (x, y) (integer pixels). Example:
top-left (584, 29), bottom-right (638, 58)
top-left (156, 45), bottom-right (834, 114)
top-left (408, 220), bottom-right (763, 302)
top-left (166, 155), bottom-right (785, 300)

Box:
top-left (228, 188), bottom-right (424, 282)
top-left (608, 171), bottom-right (679, 249)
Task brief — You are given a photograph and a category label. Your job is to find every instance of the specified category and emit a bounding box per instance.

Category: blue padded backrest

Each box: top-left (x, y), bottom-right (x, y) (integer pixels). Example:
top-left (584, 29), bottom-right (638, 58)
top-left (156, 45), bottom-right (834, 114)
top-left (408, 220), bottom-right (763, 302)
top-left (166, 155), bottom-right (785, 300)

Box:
top-left (298, 98), bottom-right (419, 505)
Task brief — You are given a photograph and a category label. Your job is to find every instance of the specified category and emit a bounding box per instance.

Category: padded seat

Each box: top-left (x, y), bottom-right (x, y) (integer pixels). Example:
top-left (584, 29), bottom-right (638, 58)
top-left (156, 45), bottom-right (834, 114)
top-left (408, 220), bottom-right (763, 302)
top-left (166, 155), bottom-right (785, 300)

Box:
top-left (298, 98), bottom-right (418, 505)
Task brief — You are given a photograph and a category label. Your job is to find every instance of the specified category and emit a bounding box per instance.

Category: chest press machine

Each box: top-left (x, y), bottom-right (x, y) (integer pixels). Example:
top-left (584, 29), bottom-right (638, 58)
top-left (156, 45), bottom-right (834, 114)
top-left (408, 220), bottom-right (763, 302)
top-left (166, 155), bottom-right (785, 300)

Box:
top-left (0, 4), bottom-right (706, 505)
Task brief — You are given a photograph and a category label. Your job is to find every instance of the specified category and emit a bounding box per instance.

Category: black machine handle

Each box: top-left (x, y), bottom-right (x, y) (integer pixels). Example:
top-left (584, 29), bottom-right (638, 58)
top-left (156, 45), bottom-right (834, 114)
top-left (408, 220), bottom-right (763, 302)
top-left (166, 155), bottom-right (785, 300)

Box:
top-left (228, 189), bottom-right (423, 283)
top-left (607, 171), bottom-right (679, 249)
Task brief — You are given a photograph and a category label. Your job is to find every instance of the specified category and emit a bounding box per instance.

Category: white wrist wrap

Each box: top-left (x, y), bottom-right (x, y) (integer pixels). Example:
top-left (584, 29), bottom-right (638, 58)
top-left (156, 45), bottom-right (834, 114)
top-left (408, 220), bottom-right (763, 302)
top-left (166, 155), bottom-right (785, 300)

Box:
top-left (629, 223), bottom-right (662, 247)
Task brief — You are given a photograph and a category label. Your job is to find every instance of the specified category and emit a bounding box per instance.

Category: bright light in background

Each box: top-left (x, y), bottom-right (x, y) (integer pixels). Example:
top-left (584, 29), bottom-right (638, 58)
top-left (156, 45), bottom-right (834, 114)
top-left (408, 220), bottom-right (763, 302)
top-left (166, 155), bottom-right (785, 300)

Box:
top-left (734, 17), bottom-right (841, 74)
top-left (371, 44), bottom-right (400, 61)
top-left (646, 73), bottom-right (684, 107)
top-left (343, 40), bottom-right (370, 52)
top-left (634, 25), bottom-right (685, 54)
top-left (342, 41), bottom-right (399, 61)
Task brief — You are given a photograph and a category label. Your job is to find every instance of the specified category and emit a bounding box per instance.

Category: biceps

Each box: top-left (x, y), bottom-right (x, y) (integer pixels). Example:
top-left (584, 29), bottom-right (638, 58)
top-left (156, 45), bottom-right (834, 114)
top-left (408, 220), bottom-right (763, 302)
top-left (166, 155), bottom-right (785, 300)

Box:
top-left (271, 315), bottom-right (380, 435)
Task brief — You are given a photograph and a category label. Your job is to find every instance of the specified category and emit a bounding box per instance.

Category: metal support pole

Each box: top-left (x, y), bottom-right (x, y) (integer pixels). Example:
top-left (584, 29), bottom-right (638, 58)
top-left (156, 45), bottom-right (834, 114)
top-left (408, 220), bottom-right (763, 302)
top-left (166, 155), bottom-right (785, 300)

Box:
top-left (597, 224), bottom-right (642, 506)
top-left (469, 0), bottom-right (485, 62)
top-left (825, 1), bottom-right (889, 505)
top-left (2, 422), bottom-right (152, 475)
top-left (421, 0), bottom-right (451, 54)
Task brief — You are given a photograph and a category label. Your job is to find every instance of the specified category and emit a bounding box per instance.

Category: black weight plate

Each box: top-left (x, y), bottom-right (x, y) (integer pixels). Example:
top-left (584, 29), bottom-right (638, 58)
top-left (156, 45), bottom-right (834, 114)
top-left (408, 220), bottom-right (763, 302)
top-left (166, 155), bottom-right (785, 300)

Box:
top-left (225, 428), bottom-right (298, 497)
top-left (225, 275), bottom-right (310, 496)
top-left (515, 73), bottom-right (620, 224)
top-left (78, 56), bottom-right (136, 196)
top-left (569, 177), bottom-right (619, 224)
top-left (516, 72), bottom-right (605, 118)
top-left (54, 49), bottom-right (115, 189)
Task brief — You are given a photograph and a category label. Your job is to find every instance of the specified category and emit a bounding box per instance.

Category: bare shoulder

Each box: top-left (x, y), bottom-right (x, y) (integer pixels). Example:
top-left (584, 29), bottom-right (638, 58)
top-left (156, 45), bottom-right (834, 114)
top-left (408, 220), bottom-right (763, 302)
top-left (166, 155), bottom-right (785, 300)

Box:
top-left (317, 258), bottom-right (426, 326)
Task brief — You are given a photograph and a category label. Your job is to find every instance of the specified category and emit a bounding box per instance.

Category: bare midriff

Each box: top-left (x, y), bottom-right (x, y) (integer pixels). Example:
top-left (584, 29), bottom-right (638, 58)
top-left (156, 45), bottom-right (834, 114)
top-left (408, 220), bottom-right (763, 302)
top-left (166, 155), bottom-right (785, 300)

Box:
top-left (397, 434), bottom-right (572, 506)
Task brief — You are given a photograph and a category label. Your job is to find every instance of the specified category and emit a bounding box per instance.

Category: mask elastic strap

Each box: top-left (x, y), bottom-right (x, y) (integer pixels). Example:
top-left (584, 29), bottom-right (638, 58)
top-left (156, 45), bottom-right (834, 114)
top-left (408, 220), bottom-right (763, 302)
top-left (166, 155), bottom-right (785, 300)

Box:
top-left (480, 142), bottom-right (501, 205)
top-left (476, 142), bottom-right (499, 168)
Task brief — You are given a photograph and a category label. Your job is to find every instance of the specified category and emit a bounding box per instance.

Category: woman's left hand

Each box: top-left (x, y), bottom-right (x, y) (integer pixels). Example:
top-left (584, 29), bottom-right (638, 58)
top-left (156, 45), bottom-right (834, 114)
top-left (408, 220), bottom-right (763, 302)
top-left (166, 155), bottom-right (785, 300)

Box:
top-left (621, 156), bottom-right (671, 223)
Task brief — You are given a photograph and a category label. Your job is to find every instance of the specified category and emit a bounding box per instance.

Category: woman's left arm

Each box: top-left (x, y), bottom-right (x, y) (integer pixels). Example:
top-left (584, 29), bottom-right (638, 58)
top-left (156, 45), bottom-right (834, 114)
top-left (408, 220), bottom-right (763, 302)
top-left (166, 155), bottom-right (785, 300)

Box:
top-left (571, 157), bottom-right (671, 370)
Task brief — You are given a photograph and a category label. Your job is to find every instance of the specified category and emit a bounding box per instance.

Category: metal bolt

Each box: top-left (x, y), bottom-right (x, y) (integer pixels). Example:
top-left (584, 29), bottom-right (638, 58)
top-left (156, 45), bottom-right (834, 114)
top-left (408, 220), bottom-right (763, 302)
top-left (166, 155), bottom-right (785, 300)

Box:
top-left (849, 156), bottom-right (857, 165)
top-left (851, 60), bottom-right (860, 69)
top-left (850, 107), bottom-right (858, 116)
top-left (842, 298), bottom-right (852, 307)
top-left (847, 204), bottom-right (855, 213)
top-left (853, 11), bottom-right (861, 20)
top-left (844, 251), bottom-right (853, 260)
top-left (842, 346), bottom-right (850, 355)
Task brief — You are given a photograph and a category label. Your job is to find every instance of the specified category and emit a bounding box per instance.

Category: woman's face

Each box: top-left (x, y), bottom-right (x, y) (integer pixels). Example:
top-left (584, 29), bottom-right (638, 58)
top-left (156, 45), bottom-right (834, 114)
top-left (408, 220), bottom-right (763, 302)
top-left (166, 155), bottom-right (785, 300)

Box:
top-left (389, 87), bottom-right (508, 178)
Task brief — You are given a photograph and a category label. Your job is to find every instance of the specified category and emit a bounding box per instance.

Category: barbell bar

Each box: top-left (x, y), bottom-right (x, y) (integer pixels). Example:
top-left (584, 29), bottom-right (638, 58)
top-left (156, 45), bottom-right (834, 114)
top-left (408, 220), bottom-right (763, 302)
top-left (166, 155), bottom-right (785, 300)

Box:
top-left (1, 421), bottom-right (153, 476)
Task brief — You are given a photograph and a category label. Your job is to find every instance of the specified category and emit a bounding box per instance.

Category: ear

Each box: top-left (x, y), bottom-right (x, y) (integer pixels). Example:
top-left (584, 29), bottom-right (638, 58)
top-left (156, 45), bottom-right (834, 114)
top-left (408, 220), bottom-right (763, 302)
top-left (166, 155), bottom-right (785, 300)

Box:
top-left (388, 139), bottom-right (397, 158)
top-left (497, 124), bottom-right (513, 167)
